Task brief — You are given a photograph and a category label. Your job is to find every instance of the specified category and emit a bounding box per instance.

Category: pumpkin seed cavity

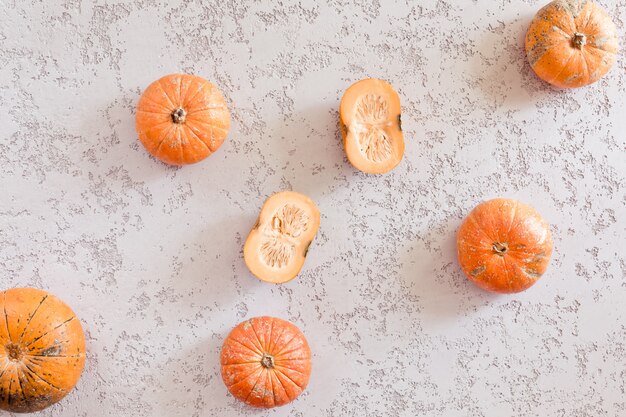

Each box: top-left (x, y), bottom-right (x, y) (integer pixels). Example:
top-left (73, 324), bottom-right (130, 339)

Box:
top-left (260, 205), bottom-right (310, 268)
top-left (354, 94), bottom-right (393, 163)
top-left (260, 239), bottom-right (295, 268)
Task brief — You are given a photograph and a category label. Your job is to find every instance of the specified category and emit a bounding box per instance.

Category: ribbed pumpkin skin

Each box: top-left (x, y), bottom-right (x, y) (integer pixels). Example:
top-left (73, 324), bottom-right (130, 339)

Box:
top-left (136, 73), bottom-right (230, 165)
top-left (0, 288), bottom-right (86, 413)
top-left (457, 199), bottom-right (553, 293)
top-left (220, 316), bottom-right (311, 408)
top-left (525, 0), bottom-right (618, 88)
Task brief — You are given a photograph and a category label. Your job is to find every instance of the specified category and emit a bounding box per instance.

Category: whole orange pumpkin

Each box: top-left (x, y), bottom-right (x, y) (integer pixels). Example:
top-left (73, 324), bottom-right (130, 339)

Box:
top-left (220, 316), bottom-right (311, 408)
top-left (0, 288), bottom-right (86, 413)
top-left (525, 0), bottom-right (618, 88)
top-left (457, 199), bottom-right (553, 293)
top-left (135, 73), bottom-right (231, 165)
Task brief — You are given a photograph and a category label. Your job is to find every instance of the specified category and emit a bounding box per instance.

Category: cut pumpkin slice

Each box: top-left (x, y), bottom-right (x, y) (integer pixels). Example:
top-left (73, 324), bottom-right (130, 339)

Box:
top-left (340, 78), bottom-right (404, 174)
top-left (244, 192), bottom-right (320, 284)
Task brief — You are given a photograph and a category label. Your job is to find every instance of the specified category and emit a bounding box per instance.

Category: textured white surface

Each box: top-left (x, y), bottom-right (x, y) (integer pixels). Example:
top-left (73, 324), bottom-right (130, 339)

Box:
top-left (1, 0), bottom-right (625, 416)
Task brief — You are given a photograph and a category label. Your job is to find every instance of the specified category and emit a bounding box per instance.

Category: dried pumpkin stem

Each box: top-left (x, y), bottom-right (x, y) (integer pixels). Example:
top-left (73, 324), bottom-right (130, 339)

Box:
top-left (260, 353), bottom-right (275, 369)
top-left (5, 343), bottom-right (23, 362)
top-left (572, 33), bottom-right (586, 49)
top-left (171, 107), bottom-right (187, 124)
top-left (492, 242), bottom-right (509, 255)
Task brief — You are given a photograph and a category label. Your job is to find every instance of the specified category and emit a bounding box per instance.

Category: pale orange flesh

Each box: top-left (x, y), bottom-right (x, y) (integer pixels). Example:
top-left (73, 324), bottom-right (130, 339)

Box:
top-left (244, 192), bottom-right (320, 284)
top-left (340, 78), bottom-right (404, 174)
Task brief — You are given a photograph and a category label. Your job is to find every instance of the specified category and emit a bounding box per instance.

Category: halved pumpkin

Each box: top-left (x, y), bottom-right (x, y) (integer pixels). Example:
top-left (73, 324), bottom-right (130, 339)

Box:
top-left (244, 192), bottom-right (320, 284)
top-left (339, 78), bottom-right (404, 174)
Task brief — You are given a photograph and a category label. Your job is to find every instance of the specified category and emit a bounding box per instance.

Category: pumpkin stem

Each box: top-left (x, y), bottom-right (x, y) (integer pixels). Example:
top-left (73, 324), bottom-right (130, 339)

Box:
top-left (572, 33), bottom-right (586, 49)
top-left (260, 353), bottom-right (275, 369)
top-left (171, 108), bottom-right (187, 124)
top-left (492, 242), bottom-right (509, 255)
top-left (5, 343), bottom-right (23, 362)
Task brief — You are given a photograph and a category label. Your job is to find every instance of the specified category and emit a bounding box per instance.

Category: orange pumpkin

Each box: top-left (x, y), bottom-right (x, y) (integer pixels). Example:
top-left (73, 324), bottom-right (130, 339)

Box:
top-left (136, 73), bottom-right (230, 165)
top-left (220, 316), bottom-right (311, 408)
top-left (457, 199), bottom-right (553, 293)
top-left (0, 288), bottom-right (86, 413)
top-left (244, 191), bottom-right (321, 284)
top-left (339, 78), bottom-right (405, 174)
top-left (525, 0), bottom-right (618, 88)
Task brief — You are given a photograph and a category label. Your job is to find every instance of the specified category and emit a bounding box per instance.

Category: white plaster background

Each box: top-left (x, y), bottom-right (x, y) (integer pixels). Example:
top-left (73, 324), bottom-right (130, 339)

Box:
top-left (0, 0), bottom-right (625, 416)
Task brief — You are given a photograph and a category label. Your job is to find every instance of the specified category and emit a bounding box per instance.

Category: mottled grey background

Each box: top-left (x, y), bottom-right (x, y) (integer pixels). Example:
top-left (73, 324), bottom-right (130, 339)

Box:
top-left (1, 0), bottom-right (625, 416)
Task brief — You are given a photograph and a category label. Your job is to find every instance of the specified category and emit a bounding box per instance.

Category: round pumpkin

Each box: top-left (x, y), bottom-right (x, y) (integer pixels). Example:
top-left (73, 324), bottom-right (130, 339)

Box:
top-left (0, 287), bottom-right (86, 413)
top-left (525, 0), bottom-right (618, 88)
top-left (220, 316), bottom-right (311, 408)
top-left (457, 199), bottom-right (553, 293)
top-left (136, 73), bottom-right (230, 165)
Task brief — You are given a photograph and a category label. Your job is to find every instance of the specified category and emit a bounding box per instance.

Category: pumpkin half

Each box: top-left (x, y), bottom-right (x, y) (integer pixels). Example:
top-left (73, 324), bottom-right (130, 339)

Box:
top-left (220, 316), bottom-right (311, 408)
top-left (0, 287), bottom-right (86, 413)
top-left (457, 199), bottom-right (553, 293)
top-left (525, 0), bottom-right (618, 88)
top-left (136, 73), bottom-right (230, 165)
top-left (244, 191), bottom-right (320, 284)
top-left (340, 78), bottom-right (404, 174)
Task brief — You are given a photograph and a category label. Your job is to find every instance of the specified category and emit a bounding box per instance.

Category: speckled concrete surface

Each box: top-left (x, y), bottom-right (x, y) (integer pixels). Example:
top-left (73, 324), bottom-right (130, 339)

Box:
top-left (1, 0), bottom-right (625, 416)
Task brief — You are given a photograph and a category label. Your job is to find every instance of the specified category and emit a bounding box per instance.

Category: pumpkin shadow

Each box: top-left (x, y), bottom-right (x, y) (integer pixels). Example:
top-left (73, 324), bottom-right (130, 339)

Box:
top-left (190, 213), bottom-right (261, 291)
top-left (133, 219), bottom-right (283, 415)
top-left (148, 330), bottom-right (229, 415)
top-left (254, 101), bottom-right (353, 200)
top-left (473, 13), bottom-right (562, 110)
top-left (83, 89), bottom-right (270, 196)
top-left (397, 213), bottom-right (503, 327)
top-left (150, 326), bottom-right (300, 416)
top-left (80, 90), bottom-right (182, 183)
top-left (81, 90), bottom-right (285, 287)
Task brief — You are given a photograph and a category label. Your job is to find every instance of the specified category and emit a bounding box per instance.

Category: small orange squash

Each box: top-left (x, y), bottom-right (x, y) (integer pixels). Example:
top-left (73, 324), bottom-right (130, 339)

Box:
top-left (457, 199), bottom-right (553, 293)
top-left (244, 191), bottom-right (320, 284)
top-left (220, 316), bottom-right (311, 408)
top-left (339, 78), bottom-right (404, 174)
top-left (525, 0), bottom-right (618, 88)
top-left (0, 288), bottom-right (86, 413)
top-left (136, 73), bottom-right (230, 165)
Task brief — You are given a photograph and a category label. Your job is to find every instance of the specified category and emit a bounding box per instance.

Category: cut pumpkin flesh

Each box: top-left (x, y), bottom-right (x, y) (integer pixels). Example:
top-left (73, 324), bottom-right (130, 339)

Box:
top-left (340, 78), bottom-right (404, 174)
top-left (244, 191), bottom-right (320, 284)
